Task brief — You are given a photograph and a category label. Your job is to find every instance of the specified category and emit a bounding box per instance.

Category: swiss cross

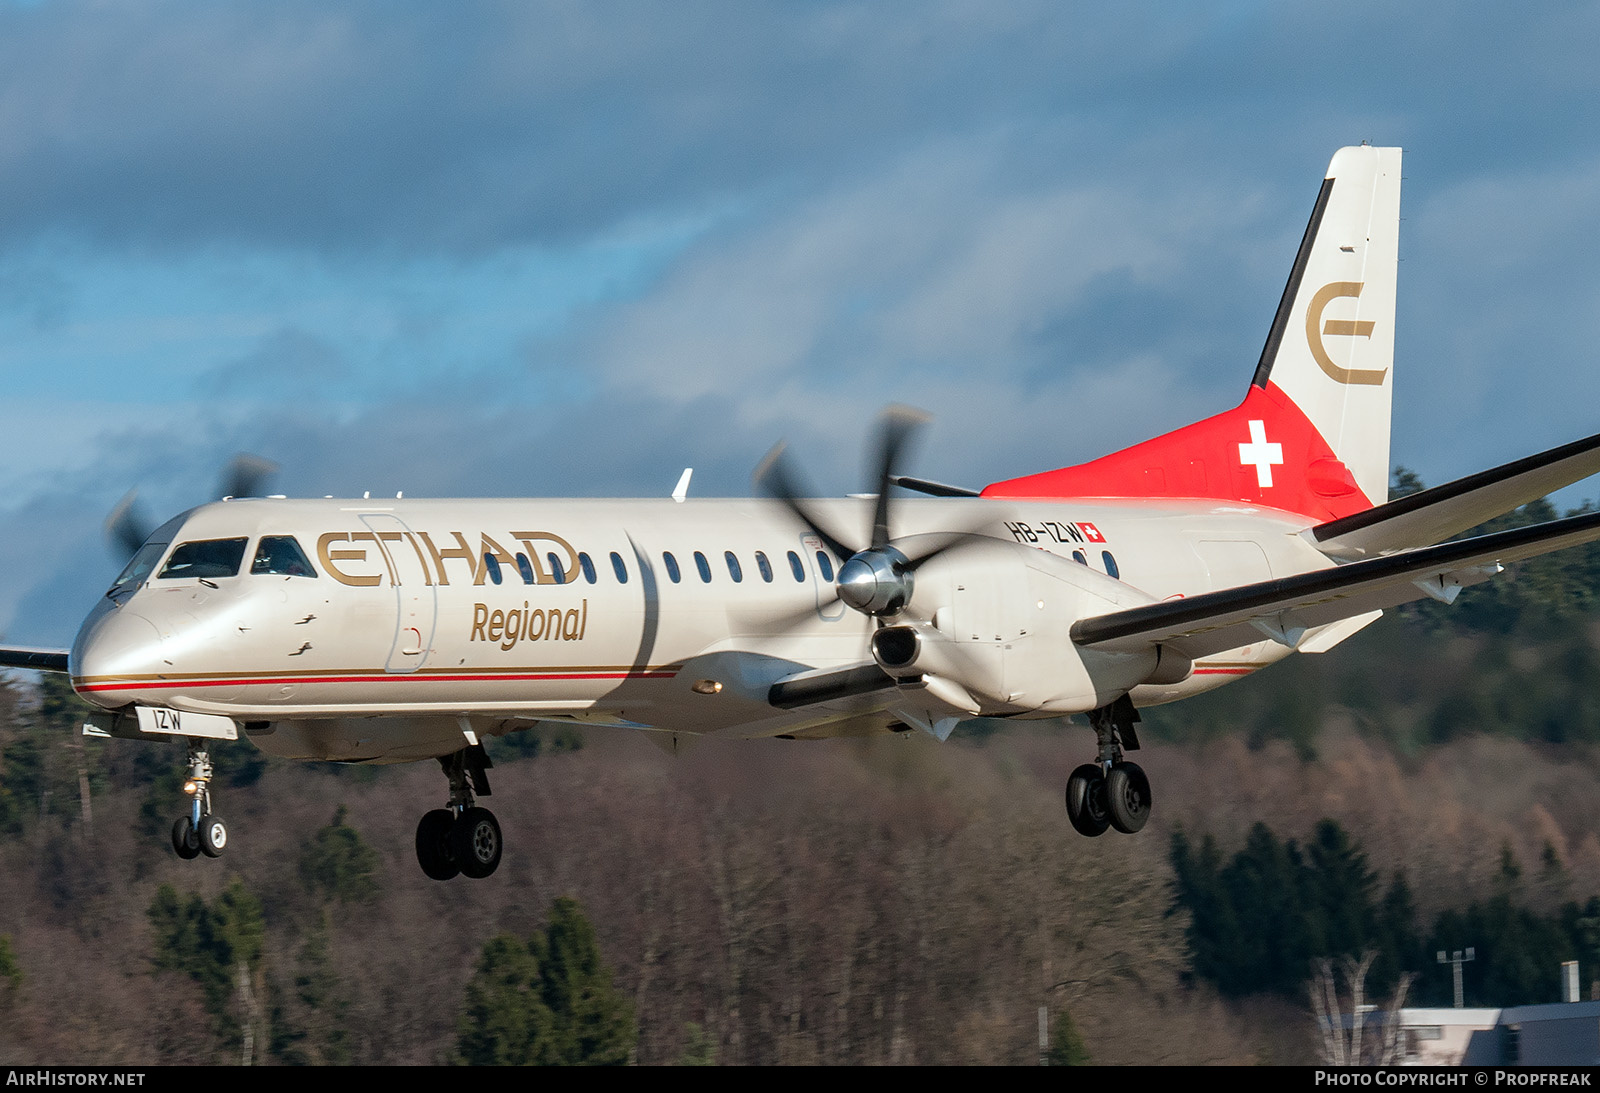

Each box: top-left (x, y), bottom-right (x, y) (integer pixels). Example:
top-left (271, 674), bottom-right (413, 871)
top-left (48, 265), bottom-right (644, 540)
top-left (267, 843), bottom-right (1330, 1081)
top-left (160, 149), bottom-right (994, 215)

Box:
top-left (1076, 522), bottom-right (1105, 543)
top-left (1238, 419), bottom-right (1283, 488)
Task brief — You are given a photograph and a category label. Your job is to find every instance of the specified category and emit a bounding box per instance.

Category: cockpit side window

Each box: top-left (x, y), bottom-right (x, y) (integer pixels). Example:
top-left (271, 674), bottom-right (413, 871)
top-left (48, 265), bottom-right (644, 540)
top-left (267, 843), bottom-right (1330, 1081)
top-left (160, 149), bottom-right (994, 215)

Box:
top-left (109, 541), bottom-right (169, 595)
top-left (158, 538), bottom-right (249, 580)
top-left (251, 536), bottom-right (318, 578)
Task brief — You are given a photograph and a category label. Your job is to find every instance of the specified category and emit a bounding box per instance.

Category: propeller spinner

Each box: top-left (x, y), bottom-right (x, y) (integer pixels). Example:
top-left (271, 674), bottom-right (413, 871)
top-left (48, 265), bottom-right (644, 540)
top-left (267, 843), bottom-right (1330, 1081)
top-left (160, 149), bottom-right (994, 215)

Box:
top-left (754, 405), bottom-right (972, 621)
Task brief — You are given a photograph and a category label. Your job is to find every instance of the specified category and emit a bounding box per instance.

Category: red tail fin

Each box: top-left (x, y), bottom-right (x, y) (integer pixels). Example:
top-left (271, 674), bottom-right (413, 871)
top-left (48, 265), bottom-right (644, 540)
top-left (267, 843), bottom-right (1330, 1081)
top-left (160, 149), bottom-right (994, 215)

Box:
top-left (984, 146), bottom-right (1400, 523)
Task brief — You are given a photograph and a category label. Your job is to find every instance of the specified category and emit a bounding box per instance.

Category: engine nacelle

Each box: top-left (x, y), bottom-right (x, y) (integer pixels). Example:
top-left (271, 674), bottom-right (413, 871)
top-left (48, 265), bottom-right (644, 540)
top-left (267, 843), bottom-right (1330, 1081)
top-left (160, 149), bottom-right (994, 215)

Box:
top-left (879, 534), bottom-right (1188, 716)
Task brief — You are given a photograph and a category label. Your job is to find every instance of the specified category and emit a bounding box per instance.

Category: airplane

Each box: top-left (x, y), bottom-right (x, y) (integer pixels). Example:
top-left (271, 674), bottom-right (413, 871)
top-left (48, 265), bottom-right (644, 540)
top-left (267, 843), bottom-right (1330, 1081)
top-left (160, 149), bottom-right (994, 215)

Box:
top-left (6, 144), bottom-right (1600, 882)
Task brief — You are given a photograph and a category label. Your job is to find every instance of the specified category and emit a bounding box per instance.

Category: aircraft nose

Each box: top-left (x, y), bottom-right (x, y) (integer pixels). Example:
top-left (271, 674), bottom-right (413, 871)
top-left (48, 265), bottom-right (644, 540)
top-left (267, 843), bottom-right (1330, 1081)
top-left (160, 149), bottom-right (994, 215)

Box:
top-left (70, 606), bottom-right (163, 709)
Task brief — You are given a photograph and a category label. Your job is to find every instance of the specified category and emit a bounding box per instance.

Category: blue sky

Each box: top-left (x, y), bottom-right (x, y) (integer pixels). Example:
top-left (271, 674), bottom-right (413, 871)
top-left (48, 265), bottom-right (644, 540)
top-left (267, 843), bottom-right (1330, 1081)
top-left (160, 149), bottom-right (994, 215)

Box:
top-left (4, 1), bottom-right (1600, 645)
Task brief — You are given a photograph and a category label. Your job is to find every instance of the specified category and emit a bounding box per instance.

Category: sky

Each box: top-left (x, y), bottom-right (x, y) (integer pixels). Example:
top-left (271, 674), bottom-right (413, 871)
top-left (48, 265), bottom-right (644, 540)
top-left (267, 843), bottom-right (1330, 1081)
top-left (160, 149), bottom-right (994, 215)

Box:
top-left (4, 1), bottom-right (1600, 646)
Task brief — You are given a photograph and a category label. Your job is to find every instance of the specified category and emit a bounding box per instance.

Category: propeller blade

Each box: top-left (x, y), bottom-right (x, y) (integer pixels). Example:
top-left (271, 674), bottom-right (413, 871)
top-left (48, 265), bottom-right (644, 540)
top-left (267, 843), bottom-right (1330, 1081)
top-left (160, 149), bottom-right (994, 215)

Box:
top-left (219, 453), bottom-right (279, 499)
top-left (753, 441), bottom-right (860, 562)
top-left (729, 588), bottom-right (846, 635)
top-left (870, 405), bottom-right (930, 550)
top-left (902, 525), bottom-right (994, 572)
top-left (104, 489), bottom-right (154, 559)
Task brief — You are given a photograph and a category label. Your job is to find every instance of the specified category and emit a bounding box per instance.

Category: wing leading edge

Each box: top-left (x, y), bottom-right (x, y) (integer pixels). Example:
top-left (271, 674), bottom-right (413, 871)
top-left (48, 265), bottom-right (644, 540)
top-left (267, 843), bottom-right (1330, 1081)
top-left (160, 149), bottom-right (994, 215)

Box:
top-left (0, 647), bottom-right (69, 673)
top-left (1073, 509), bottom-right (1600, 661)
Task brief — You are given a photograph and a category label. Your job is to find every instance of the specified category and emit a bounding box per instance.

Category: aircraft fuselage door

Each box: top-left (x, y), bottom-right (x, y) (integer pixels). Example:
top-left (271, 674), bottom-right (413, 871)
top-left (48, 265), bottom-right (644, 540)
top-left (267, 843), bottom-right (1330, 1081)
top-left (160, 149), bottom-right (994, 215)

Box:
top-left (358, 512), bottom-right (438, 673)
top-left (801, 533), bottom-right (847, 622)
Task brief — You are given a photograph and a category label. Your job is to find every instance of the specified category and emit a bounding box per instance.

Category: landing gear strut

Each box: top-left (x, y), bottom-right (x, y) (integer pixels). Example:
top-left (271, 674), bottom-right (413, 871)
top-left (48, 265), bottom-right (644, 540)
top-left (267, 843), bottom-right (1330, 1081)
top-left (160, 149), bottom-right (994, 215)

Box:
top-left (170, 742), bottom-right (227, 859)
top-left (415, 743), bottom-right (502, 881)
top-left (1066, 695), bottom-right (1152, 837)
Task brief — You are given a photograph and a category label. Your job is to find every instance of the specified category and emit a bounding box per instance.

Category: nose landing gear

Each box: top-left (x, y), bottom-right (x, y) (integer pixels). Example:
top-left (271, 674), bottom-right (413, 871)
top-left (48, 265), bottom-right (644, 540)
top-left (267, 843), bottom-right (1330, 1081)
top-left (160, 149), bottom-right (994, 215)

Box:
top-left (1065, 696), bottom-right (1152, 837)
top-left (170, 743), bottom-right (227, 859)
top-left (415, 743), bottom-right (502, 881)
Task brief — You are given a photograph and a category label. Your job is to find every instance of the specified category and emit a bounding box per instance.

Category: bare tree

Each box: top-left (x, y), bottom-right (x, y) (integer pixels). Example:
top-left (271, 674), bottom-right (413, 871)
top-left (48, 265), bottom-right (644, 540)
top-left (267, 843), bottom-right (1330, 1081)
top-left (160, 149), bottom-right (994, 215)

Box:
top-left (1310, 951), bottom-right (1414, 1065)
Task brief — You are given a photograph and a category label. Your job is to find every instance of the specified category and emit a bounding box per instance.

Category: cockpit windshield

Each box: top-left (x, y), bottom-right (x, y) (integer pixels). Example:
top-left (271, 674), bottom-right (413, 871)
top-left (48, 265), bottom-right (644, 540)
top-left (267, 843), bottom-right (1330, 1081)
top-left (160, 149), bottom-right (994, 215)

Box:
top-left (157, 538), bottom-right (249, 580)
top-left (107, 541), bottom-right (169, 597)
top-left (251, 536), bottom-right (317, 577)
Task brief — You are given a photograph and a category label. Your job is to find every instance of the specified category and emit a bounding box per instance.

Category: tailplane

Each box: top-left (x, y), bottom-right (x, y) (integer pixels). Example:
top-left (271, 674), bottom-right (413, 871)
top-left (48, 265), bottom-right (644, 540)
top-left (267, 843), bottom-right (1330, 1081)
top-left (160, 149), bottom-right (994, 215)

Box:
top-left (985, 146), bottom-right (1402, 523)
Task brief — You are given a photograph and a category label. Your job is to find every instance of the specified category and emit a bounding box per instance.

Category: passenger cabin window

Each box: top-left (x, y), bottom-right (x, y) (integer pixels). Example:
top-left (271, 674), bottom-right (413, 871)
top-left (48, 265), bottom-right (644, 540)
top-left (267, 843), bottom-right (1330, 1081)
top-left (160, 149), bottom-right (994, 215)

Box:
top-left (579, 552), bottom-right (597, 584)
top-left (663, 552), bottom-right (681, 583)
top-left (694, 551), bottom-right (712, 583)
top-left (610, 551), bottom-right (628, 583)
top-left (1102, 551), bottom-right (1120, 579)
top-left (546, 553), bottom-right (567, 584)
top-left (815, 551), bottom-right (834, 582)
top-left (483, 553), bottom-right (503, 585)
top-left (787, 551), bottom-right (805, 582)
top-left (159, 538), bottom-right (248, 580)
top-left (725, 551), bottom-right (743, 582)
top-left (110, 541), bottom-right (169, 595)
top-left (516, 553), bottom-right (536, 584)
top-left (1071, 550), bottom-right (1087, 566)
top-left (755, 551), bottom-right (773, 582)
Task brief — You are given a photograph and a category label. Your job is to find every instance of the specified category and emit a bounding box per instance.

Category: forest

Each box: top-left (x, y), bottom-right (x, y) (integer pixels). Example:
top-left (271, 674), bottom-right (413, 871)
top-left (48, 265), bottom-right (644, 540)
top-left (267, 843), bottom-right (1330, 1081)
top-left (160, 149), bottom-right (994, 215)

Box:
top-left (4, 474), bottom-right (1600, 1064)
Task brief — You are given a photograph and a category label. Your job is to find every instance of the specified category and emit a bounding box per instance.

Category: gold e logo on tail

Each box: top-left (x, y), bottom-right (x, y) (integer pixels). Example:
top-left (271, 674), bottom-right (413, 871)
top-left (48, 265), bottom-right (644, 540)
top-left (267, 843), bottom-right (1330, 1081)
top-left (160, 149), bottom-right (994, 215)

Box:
top-left (1306, 281), bottom-right (1386, 386)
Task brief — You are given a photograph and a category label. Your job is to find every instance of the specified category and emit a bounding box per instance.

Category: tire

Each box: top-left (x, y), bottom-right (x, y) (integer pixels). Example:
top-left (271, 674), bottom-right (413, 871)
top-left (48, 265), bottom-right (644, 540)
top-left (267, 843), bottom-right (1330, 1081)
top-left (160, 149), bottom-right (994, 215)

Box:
top-left (199, 814), bottom-right (228, 857)
top-left (416, 809), bottom-right (460, 881)
top-left (449, 807), bottom-right (502, 879)
top-left (1065, 764), bottom-right (1110, 837)
top-left (1106, 762), bottom-right (1152, 834)
top-left (171, 816), bottom-right (201, 860)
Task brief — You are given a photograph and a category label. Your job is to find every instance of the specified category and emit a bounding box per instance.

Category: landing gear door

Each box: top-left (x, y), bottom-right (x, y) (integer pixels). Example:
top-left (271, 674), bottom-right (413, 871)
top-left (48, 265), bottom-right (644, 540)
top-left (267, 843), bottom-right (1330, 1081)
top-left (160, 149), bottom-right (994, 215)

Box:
top-left (359, 512), bottom-right (438, 673)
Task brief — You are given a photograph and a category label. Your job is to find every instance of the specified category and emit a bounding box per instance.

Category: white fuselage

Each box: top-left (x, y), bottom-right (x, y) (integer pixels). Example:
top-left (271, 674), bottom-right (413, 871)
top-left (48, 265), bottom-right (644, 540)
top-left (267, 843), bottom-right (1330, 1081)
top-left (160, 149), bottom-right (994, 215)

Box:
top-left (70, 495), bottom-right (1333, 761)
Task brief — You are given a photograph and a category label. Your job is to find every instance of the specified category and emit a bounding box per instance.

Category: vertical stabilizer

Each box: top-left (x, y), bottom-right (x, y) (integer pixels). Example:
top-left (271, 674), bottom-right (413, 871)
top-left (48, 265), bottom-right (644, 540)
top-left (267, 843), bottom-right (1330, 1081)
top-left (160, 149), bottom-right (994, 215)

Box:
top-left (1252, 145), bottom-right (1400, 506)
top-left (985, 147), bottom-right (1402, 523)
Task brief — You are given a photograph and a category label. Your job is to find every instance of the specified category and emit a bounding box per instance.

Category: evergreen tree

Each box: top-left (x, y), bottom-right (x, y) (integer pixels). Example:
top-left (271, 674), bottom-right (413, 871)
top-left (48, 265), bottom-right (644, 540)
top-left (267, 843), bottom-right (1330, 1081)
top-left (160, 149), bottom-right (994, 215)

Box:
top-left (456, 897), bottom-right (636, 1066)
top-left (147, 878), bottom-right (266, 1047)
top-left (457, 934), bottom-right (553, 1065)
top-left (1047, 1009), bottom-right (1090, 1065)
top-left (299, 805), bottom-right (380, 904)
top-left (539, 896), bottom-right (636, 1065)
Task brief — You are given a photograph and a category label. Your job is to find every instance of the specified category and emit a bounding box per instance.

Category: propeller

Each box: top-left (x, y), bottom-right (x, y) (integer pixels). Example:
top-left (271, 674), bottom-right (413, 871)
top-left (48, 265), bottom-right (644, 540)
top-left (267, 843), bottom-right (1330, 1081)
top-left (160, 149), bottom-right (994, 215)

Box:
top-left (105, 453), bottom-right (280, 560)
top-left (754, 405), bottom-right (981, 621)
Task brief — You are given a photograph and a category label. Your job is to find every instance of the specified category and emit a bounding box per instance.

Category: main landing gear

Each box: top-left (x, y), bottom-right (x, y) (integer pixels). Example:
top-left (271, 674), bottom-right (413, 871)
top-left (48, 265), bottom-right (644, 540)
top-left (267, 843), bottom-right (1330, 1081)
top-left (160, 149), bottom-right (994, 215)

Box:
top-left (1066, 696), bottom-right (1153, 838)
top-left (170, 742), bottom-right (228, 860)
top-left (415, 743), bottom-right (502, 881)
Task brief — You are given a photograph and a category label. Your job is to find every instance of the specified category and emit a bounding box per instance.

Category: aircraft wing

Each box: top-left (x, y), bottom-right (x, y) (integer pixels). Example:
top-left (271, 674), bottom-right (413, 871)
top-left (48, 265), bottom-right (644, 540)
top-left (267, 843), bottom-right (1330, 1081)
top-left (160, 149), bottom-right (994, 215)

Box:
top-left (1074, 509), bottom-right (1600, 660)
top-left (0, 647), bottom-right (69, 672)
top-left (1310, 431), bottom-right (1600, 560)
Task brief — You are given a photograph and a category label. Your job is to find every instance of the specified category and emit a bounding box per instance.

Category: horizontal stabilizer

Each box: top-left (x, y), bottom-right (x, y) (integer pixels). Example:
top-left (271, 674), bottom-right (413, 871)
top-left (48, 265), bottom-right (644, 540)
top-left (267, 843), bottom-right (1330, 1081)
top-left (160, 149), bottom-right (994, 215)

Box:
top-left (0, 646), bottom-right (69, 673)
top-left (1312, 430), bottom-right (1600, 559)
top-left (889, 475), bottom-right (981, 498)
top-left (1073, 509), bottom-right (1600, 661)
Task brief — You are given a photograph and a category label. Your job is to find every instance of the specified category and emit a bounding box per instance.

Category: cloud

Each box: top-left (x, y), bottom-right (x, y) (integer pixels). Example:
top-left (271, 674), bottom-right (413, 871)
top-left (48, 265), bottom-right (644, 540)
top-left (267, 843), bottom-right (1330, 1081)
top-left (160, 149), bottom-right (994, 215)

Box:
top-left (9, 2), bottom-right (1600, 646)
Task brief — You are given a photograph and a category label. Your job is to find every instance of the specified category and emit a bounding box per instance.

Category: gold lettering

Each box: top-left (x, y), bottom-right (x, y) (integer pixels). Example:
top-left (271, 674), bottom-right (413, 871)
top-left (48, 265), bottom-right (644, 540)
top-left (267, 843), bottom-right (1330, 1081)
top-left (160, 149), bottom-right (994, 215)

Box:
top-left (475, 534), bottom-right (520, 586)
top-left (318, 532), bottom-right (382, 587)
top-left (562, 608), bottom-right (579, 640)
top-left (401, 533), bottom-right (434, 586)
top-left (349, 532), bottom-right (399, 587)
top-left (418, 531), bottom-right (476, 586)
top-left (471, 603), bottom-right (488, 641)
top-left (1306, 281), bottom-right (1386, 386)
top-left (511, 531), bottom-right (578, 585)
